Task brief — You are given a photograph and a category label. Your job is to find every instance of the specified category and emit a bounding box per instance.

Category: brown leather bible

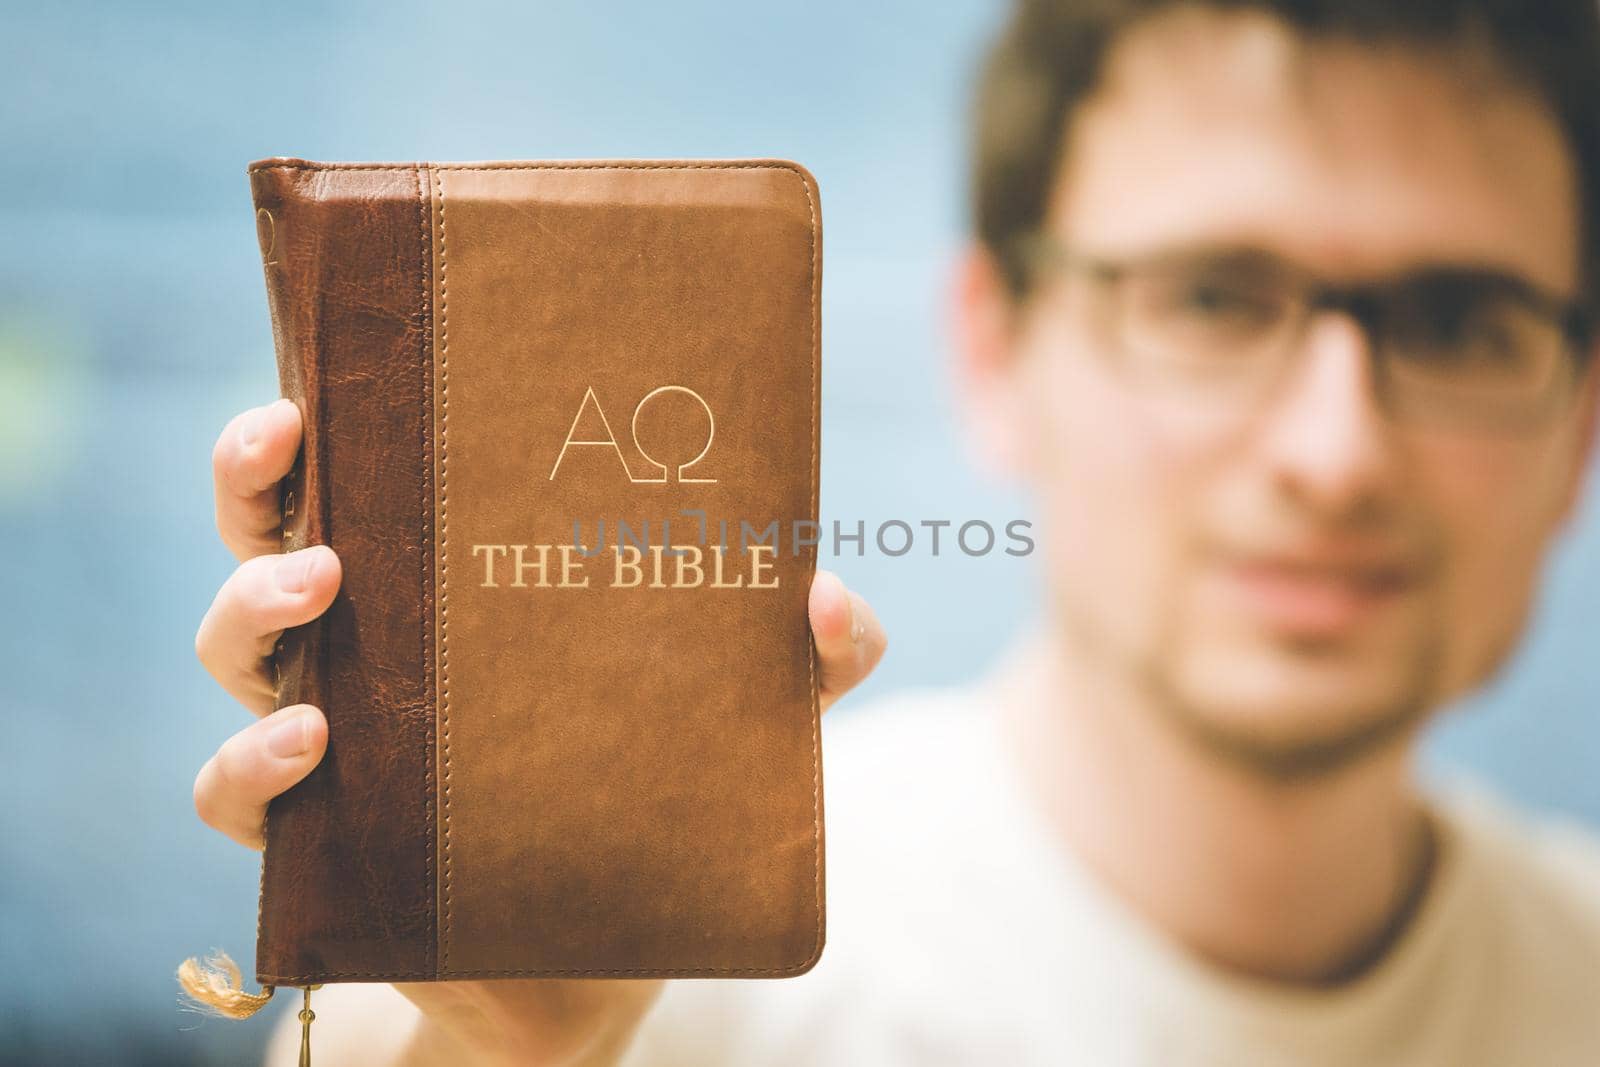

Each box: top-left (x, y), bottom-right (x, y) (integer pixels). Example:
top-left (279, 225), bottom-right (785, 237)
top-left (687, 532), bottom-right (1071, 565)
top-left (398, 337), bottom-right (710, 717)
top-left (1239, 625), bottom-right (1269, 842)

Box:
top-left (247, 157), bottom-right (824, 987)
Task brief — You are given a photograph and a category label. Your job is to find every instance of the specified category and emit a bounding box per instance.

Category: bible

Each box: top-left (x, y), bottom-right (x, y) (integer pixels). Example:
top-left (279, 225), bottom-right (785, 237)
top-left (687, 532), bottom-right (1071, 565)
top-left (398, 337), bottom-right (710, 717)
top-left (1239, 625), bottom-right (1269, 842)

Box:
top-left (188, 157), bottom-right (825, 1008)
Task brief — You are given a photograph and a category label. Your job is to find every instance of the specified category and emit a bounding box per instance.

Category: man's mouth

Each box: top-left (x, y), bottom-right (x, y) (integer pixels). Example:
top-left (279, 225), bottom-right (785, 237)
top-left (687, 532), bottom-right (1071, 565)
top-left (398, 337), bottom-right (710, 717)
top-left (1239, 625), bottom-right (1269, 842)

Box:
top-left (1212, 550), bottom-right (1422, 636)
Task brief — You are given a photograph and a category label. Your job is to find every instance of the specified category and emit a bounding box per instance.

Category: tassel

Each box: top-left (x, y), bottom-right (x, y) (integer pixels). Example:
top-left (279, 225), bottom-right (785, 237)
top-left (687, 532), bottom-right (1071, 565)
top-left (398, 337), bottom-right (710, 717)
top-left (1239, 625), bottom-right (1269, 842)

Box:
top-left (176, 952), bottom-right (321, 1064)
top-left (176, 950), bottom-right (276, 1019)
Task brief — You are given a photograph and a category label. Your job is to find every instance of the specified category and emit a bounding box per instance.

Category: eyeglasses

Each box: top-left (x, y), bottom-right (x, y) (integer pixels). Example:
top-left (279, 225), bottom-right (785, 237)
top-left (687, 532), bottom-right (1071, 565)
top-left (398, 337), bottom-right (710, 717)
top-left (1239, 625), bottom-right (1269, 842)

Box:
top-left (1011, 235), bottom-right (1596, 433)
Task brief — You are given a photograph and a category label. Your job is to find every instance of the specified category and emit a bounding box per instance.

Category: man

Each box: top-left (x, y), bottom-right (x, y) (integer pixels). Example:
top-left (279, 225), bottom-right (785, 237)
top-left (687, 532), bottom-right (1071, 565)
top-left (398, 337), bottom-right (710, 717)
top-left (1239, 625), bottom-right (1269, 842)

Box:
top-left (194, 0), bottom-right (1600, 1062)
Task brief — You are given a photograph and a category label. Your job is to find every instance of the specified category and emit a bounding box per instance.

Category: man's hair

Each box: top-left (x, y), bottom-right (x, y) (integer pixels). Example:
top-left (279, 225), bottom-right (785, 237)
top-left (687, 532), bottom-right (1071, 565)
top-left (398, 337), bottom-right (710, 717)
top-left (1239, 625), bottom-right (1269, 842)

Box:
top-left (971, 0), bottom-right (1600, 303)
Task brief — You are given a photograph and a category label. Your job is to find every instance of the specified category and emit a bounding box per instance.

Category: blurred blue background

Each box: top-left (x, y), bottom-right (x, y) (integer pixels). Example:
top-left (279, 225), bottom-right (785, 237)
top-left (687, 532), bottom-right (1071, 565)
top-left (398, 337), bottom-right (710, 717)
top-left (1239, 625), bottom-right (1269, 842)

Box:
top-left (1, 1), bottom-right (1596, 1062)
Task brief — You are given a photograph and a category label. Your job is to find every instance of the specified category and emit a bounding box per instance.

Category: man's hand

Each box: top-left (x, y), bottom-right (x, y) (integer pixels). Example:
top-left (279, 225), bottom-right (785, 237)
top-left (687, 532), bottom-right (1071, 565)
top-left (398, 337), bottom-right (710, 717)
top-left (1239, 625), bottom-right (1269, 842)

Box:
top-left (194, 398), bottom-right (887, 1066)
top-left (194, 398), bottom-right (337, 848)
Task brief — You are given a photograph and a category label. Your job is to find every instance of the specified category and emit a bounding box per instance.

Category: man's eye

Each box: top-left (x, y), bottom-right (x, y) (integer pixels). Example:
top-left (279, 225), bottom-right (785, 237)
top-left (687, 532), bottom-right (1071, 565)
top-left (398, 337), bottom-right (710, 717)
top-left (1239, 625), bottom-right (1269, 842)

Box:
top-left (1408, 304), bottom-right (1520, 365)
top-left (1392, 301), bottom-right (1561, 392)
top-left (1180, 284), bottom-right (1253, 313)
top-left (1164, 280), bottom-right (1278, 324)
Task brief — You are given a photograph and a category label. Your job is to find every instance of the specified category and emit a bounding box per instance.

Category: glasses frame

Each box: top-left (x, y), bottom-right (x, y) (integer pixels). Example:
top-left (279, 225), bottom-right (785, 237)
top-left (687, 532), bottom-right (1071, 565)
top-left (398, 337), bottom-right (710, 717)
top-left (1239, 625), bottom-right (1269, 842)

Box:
top-left (1009, 232), bottom-right (1597, 433)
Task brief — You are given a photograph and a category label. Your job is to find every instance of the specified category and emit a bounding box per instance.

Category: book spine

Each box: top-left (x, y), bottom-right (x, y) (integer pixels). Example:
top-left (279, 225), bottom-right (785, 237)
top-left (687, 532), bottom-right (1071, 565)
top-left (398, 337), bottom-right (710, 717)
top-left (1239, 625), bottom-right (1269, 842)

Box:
top-left (251, 172), bottom-right (329, 777)
top-left (246, 161), bottom-right (439, 984)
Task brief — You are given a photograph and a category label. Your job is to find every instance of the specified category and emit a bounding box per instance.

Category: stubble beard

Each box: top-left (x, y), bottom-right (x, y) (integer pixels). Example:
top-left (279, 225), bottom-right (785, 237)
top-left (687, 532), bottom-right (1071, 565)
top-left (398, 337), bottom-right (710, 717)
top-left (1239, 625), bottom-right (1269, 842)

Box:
top-left (1059, 592), bottom-right (1444, 783)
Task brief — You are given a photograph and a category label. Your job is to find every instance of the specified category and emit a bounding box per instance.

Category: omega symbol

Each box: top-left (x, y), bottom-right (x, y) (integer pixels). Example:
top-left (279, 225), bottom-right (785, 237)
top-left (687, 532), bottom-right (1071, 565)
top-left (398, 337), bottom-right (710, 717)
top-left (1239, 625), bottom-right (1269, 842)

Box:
top-left (549, 385), bottom-right (717, 484)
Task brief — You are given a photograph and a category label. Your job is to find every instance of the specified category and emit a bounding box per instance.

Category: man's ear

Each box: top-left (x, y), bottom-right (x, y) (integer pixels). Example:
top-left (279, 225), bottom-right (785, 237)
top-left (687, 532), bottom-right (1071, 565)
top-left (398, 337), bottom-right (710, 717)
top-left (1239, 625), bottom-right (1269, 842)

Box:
top-left (947, 243), bottom-right (1031, 481)
top-left (1554, 344), bottom-right (1600, 532)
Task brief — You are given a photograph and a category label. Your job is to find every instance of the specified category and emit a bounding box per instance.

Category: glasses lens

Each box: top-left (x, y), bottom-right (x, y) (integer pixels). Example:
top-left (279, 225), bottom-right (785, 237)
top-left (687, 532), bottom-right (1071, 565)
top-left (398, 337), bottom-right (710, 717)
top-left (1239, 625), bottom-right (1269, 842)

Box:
top-left (1116, 259), bottom-right (1297, 386)
top-left (1380, 275), bottom-right (1571, 426)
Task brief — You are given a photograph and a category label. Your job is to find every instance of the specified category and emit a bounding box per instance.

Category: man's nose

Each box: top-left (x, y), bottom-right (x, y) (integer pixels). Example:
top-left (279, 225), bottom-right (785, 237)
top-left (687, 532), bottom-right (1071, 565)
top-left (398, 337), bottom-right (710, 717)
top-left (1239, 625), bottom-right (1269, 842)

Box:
top-left (1252, 310), bottom-right (1400, 521)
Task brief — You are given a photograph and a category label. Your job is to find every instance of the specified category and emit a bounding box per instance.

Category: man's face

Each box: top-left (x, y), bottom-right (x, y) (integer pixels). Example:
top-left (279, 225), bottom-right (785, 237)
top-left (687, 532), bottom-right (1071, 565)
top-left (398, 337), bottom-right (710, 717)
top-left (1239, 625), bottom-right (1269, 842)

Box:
top-left (993, 9), bottom-right (1598, 775)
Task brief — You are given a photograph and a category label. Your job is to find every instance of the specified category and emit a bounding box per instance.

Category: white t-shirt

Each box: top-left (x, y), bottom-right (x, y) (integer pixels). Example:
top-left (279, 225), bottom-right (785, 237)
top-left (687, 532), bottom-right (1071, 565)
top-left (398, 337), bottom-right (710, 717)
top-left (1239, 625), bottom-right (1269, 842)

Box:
top-left (619, 664), bottom-right (1600, 1066)
top-left (269, 651), bottom-right (1600, 1066)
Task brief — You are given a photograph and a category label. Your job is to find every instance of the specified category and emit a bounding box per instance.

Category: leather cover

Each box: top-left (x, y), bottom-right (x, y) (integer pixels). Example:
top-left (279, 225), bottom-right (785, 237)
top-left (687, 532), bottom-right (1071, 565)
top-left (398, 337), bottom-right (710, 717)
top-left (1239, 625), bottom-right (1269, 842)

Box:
top-left (248, 157), bottom-right (823, 985)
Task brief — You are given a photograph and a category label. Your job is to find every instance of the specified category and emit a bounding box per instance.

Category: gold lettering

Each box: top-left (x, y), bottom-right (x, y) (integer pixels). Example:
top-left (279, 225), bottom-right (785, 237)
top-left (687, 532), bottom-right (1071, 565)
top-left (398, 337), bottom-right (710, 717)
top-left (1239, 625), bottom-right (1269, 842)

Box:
top-left (467, 540), bottom-right (784, 590)
top-left (510, 544), bottom-right (551, 588)
top-left (673, 545), bottom-right (704, 588)
top-left (646, 546), bottom-right (669, 588)
top-left (558, 544), bottom-right (590, 588)
top-left (613, 545), bottom-right (643, 587)
top-left (748, 544), bottom-right (779, 589)
top-left (549, 386), bottom-right (636, 482)
top-left (631, 386), bottom-right (718, 484)
top-left (710, 544), bottom-right (744, 588)
top-left (471, 544), bottom-right (506, 587)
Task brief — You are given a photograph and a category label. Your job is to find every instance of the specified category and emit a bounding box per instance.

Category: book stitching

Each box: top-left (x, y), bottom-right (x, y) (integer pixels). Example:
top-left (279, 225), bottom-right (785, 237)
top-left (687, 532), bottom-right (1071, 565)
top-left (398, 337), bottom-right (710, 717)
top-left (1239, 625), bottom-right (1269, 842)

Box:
top-left (436, 164), bottom-right (456, 977)
top-left (417, 162), bottom-right (438, 981)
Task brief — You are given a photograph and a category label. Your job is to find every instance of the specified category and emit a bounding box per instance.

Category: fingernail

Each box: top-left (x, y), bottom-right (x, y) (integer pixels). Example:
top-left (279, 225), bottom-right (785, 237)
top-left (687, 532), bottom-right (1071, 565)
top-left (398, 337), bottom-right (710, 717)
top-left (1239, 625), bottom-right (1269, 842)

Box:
top-left (847, 594), bottom-right (863, 643)
top-left (267, 710), bottom-right (310, 759)
top-left (238, 406), bottom-right (269, 449)
top-left (275, 548), bottom-right (316, 593)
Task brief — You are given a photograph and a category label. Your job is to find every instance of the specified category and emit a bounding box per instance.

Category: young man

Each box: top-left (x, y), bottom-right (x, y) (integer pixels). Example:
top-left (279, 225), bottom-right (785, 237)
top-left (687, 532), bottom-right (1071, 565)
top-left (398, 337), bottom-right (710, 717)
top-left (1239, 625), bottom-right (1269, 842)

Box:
top-left (195, 1), bottom-right (1600, 1062)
